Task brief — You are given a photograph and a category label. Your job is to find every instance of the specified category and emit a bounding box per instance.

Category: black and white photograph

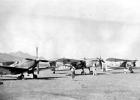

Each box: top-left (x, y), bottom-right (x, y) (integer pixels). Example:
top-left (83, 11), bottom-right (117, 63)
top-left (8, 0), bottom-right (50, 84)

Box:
top-left (0, 0), bottom-right (140, 100)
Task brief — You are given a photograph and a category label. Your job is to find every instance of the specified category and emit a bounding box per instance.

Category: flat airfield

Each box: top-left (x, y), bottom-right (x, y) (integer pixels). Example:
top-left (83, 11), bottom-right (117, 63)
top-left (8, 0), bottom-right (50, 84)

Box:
top-left (1, 68), bottom-right (140, 100)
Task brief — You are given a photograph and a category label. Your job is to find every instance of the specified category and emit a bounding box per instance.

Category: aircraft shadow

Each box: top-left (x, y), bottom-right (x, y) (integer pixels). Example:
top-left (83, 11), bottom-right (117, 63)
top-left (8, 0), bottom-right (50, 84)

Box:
top-left (26, 76), bottom-right (64, 80)
top-left (0, 76), bottom-right (64, 81)
top-left (0, 81), bottom-right (3, 85)
top-left (134, 67), bottom-right (140, 69)
top-left (108, 71), bottom-right (140, 74)
top-left (131, 72), bottom-right (140, 74)
top-left (110, 72), bottom-right (123, 74)
top-left (66, 72), bottom-right (107, 76)
top-left (0, 78), bottom-right (17, 81)
top-left (97, 72), bottom-right (108, 75)
top-left (66, 73), bottom-right (90, 76)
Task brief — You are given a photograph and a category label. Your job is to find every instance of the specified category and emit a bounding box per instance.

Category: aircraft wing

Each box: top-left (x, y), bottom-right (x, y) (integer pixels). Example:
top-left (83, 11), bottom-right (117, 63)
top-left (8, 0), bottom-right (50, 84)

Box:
top-left (84, 58), bottom-right (99, 62)
top-left (35, 66), bottom-right (54, 71)
top-left (106, 58), bottom-right (125, 62)
top-left (56, 58), bottom-right (81, 64)
top-left (0, 66), bottom-right (28, 75)
top-left (107, 66), bottom-right (125, 70)
top-left (106, 58), bottom-right (138, 62)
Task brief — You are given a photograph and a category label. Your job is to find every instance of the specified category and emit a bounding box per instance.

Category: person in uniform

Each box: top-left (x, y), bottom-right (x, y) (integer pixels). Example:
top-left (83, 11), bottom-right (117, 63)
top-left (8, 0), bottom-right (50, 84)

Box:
top-left (92, 63), bottom-right (97, 76)
top-left (127, 62), bottom-right (134, 73)
top-left (71, 66), bottom-right (76, 79)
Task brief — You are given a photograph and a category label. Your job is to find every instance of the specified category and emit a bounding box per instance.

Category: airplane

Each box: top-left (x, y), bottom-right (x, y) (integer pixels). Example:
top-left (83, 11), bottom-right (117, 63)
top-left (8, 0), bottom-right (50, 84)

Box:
top-left (105, 58), bottom-right (138, 73)
top-left (0, 47), bottom-right (49, 80)
top-left (53, 57), bottom-right (105, 75)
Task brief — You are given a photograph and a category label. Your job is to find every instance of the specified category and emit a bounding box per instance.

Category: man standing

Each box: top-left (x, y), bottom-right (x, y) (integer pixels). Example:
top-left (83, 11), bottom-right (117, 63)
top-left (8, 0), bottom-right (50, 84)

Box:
top-left (99, 59), bottom-right (103, 69)
top-left (71, 66), bottom-right (76, 79)
top-left (92, 63), bottom-right (97, 76)
top-left (127, 62), bottom-right (134, 73)
top-left (102, 63), bottom-right (107, 72)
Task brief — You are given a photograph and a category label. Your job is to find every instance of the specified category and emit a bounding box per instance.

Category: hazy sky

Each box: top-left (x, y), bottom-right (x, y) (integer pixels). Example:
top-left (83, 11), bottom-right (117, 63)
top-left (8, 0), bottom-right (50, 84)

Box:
top-left (0, 0), bottom-right (140, 59)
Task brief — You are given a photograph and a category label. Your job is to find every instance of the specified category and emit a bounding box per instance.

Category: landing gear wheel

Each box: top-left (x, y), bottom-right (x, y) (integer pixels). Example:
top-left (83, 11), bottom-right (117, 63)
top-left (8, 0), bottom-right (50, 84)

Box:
top-left (81, 71), bottom-right (85, 75)
top-left (130, 71), bottom-right (134, 73)
top-left (90, 71), bottom-right (93, 74)
top-left (52, 68), bottom-right (55, 74)
top-left (130, 69), bottom-right (134, 73)
top-left (33, 74), bottom-right (38, 79)
top-left (129, 67), bottom-right (134, 73)
top-left (17, 74), bottom-right (24, 80)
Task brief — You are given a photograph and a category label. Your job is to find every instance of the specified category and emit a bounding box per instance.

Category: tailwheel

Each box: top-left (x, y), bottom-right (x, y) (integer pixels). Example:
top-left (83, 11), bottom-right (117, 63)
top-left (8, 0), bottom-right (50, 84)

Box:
top-left (33, 74), bottom-right (38, 79)
top-left (130, 71), bottom-right (134, 73)
top-left (129, 69), bottom-right (134, 73)
top-left (129, 67), bottom-right (134, 73)
top-left (17, 74), bottom-right (24, 80)
top-left (90, 71), bottom-right (93, 74)
top-left (52, 68), bottom-right (55, 74)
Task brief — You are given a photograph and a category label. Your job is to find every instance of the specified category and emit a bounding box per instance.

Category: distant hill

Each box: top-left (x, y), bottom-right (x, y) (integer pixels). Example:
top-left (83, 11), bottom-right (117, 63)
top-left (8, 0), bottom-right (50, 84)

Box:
top-left (10, 51), bottom-right (46, 60)
top-left (10, 51), bottom-right (36, 59)
top-left (0, 53), bottom-right (23, 62)
top-left (0, 51), bottom-right (45, 62)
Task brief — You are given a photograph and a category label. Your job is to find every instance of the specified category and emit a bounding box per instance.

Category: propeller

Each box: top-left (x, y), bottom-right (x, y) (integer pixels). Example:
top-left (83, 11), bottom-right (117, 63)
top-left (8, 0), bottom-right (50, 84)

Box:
top-left (35, 47), bottom-right (49, 74)
top-left (25, 58), bottom-right (48, 62)
top-left (97, 56), bottom-right (105, 62)
top-left (36, 47), bottom-right (39, 74)
top-left (26, 47), bottom-right (48, 74)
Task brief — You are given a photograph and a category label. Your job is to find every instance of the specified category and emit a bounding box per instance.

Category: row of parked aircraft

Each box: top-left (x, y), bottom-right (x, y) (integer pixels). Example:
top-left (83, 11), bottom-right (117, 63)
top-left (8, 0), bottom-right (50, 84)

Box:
top-left (0, 48), bottom-right (138, 80)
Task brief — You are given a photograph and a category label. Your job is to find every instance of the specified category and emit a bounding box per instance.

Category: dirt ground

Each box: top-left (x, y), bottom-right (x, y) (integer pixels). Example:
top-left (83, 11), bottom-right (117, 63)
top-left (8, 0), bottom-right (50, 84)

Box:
top-left (0, 68), bottom-right (140, 100)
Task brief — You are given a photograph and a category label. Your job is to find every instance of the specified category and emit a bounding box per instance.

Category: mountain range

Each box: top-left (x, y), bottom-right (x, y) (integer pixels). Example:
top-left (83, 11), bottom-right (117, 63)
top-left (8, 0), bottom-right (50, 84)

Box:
top-left (0, 51), bottom-right (38, 62)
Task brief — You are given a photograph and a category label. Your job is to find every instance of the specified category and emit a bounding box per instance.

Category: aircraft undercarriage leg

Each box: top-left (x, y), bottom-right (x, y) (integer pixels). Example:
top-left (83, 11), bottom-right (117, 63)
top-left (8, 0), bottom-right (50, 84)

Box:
top-left (31, 69), bottom-right (38, 79)
top-left (33, 74), bottom-right (38, 79)
top-left (88, 67), bottom-right (93, 74)
top-left (81, 68), bottom-right (86, 75)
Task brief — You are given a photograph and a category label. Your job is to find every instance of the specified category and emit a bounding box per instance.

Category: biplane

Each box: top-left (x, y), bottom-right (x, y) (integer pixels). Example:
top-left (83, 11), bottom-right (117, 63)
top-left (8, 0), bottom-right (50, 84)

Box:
top-left (106, 58), bottom-right (138, 73)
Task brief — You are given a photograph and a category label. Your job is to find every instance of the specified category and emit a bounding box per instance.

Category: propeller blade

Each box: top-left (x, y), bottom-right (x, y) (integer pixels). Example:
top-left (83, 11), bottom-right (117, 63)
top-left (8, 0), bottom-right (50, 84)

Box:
top-left (36, 47), bottom-right (38, 60)
top-left (39, 60), bottom-right (49, 62)
top-left (25, 58), bottom-right (35, 61)
top-left (37, 63), bottom-right (39, 74)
